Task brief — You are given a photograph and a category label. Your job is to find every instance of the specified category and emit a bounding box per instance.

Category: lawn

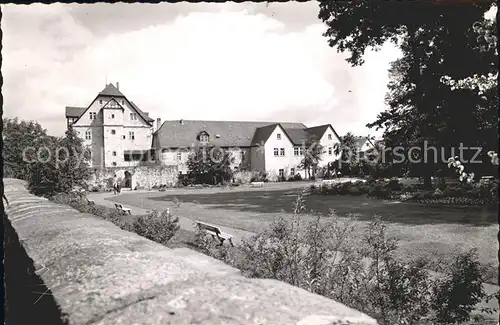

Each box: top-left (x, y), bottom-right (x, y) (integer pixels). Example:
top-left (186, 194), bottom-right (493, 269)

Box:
top-left (111, 187), bottom-right (498, 285)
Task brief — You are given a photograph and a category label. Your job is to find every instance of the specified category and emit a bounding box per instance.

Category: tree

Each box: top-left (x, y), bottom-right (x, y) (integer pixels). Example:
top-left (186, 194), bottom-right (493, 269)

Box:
top-left (333, 132), bottom-right (359, 176)
top-left (318, 1), bottom-right (497, 187)
top-left (54, 128), bottom-right (91, 192)
top-left (28, 127), bottom-right (91, 196)
top-left (186, 145), bottom-right (234, 185)
top-left (3, 118), bottom-right (52, 180)
top-left (298, 134), bottom-right (324, 179)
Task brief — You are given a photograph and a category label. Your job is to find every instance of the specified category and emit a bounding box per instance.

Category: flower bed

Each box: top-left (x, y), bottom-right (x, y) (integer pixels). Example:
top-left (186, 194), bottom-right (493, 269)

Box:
top-left (309, 178), bottom-right (498, 205)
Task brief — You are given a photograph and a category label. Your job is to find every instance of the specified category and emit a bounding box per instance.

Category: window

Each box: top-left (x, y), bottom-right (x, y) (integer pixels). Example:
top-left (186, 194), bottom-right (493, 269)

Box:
top-left (280, 148), bottom-right (285, 156)
top-left (328, 147), bottom-right (332, 155)
top-left (99, 100), bottom-right (103, 104)
top-left (124, 153), bottom-right (131, 162)
top-left (111, 130), bottom-right (116, 135)
top-left (89, 112), bottom-right (96, 120)
top-left (176, 152), bottom-right (182, 161)
top-left (121, 100), bottom-right (125, 105)
top-left (111, 114), bottom-right (115, 119)
top-left (122, 135), bottom-right (126, 139)
top-left (130, 113), bottom-right (137, 120)
top-left (85, 130), bottom-right (91, 140)
top-left (200, 134), bottom-right (209, 143)
top-left (277, 133), bottom-right (281, 140)
top-left (328, 134), bottom-right (332, 140)
top-left (240, 151), bottom-right (245, 160)
top-left (279, 169), bottom-right (285, 177)
top-left (274, 148), bottom-right (279, 157)
top-left (290, 168), bottom-right (295, 175)
top-left (299, 147), bottom-right (304, 156)
top-left (294, 147), bottom-right (299, 156)
top-left (112, 151), bottom-right (117, 156)
top-left (129, 131), bottom-right (135, 140)
top-left (112, 162), bottom-right (117, 166)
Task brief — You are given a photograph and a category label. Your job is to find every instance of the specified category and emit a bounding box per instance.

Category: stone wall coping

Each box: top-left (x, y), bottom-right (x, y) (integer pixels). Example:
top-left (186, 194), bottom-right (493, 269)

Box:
top-left (4, 178), bottom-right (378, 325)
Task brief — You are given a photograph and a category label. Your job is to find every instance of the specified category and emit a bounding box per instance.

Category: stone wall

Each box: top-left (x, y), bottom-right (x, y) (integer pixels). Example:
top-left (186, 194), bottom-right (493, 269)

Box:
top-left (233, 171), bottom-right (257, 183)
top-left (88, 165), bottom-right (178, 190)
top-left (3, 178), bottom-right (378, 325)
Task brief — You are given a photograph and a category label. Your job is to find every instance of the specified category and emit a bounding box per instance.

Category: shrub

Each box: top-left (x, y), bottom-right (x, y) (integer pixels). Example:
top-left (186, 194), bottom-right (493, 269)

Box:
top-left (386, 178), bottom-right (402, 191)
top-left (286, 173), bottom-right (303, 182)
top-left (431, 250), bottom-right (490, 324)
top-left (132, 210), bottom-right (180, 245)
top-left (177, 173), bottom-right (190, 187)
top-left (365, 175), bottom-right (377, 185)
top-left (402, 184), bottom-right (419, 193)
top-left (192, 226), bottom-right (239, 265)
top-left (193, 193), bottom-right (495, 324)
top-left (250, 171), bottom-right (268, 182)
top-left (366, 184), bottom-right (391, 199)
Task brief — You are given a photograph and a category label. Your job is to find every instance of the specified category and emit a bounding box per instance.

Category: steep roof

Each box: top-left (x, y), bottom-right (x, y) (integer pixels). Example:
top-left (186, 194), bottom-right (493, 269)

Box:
top-left (130, 101), bottom-right (154, 122)
top-left (284, 128), bottom-right (309, 145)
top-left (305, 124), bottom-right (342, 142)
top-left (250, 124), bottom-right (280, 146)
top-left (66, 106), bottom-right (86, 118)
top-left (355, 136), bottom-right (380, 152)
top-left (305, 125), bottom-right (330, 140)
top-left (99, 83), bottom-right (125, 97)
top-left (154, 120), bottom-right (306, 148)
top-left (66, 85), bottom-right (153, 126)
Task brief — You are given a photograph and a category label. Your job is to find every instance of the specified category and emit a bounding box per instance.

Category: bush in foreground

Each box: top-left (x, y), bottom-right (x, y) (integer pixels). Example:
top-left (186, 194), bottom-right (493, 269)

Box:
top-left (195, 193), bottom-right (497, 325)
top-left (133, 210), bottom-right (180, 245)
top-left (50, 193), bottom-right (178, 243)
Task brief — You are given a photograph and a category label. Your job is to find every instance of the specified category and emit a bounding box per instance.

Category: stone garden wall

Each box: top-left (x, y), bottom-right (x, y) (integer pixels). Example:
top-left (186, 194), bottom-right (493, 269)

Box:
top-left (88, 165), bottom-right (178, 190)
top-left (3, 178), bottom-right (378, 325)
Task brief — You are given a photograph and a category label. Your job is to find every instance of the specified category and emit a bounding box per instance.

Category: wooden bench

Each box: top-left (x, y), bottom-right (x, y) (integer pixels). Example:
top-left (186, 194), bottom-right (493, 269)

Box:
top-left (195, 221), bottom-right (234, 246)
top-left (250, 182), bottom-right (264, 188)
top-left (115, 203), bottom-right (132, 215)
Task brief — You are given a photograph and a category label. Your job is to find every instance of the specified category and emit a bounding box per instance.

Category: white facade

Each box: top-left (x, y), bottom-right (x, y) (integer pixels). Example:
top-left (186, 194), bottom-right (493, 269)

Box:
top-left (262, 125), bottom-right (302, 179)
top-left (160, 146), bottom-right (251, 174)
top-left (317, 125), bottom-right (342, 168)
top-left (154, 123), bottom-right (341, 180)
top-left (71, 92), bottom-right (153, 168)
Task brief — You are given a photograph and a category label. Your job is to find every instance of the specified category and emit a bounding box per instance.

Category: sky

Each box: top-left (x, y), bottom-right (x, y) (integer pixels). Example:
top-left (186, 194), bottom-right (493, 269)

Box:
top-left (1, 2), bottom-right (403, 138)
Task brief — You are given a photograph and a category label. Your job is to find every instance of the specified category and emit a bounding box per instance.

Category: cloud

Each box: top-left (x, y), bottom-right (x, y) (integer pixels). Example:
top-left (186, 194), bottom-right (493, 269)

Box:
top-left (1, 3), bottom-right (401, 138)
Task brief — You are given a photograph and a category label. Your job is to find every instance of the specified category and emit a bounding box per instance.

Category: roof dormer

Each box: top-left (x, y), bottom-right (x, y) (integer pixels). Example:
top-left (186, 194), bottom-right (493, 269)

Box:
top-left (197, 131), bottom-right (210, 144)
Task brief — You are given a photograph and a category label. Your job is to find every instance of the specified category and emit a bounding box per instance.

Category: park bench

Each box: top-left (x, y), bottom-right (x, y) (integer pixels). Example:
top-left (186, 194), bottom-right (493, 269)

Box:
top-left (195, 221), bottom-right (234, 246)
top-left (115, 203), bottom-right (132, 215)
top-left (250, 181), bottom-right (264, 188)
top-left (480, 176), bottom-right (495, 183)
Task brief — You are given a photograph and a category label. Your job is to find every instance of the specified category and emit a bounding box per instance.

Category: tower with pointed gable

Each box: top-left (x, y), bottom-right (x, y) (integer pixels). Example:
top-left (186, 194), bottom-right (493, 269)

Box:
top-left (65, 83), bottom-right (156, 168)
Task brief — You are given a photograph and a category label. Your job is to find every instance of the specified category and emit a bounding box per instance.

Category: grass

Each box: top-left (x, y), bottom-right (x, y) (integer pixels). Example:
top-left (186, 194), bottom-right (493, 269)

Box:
top-left (110, 186), bottom-right (498, 285)
top-left (165, 229), bottom-right (198, 249)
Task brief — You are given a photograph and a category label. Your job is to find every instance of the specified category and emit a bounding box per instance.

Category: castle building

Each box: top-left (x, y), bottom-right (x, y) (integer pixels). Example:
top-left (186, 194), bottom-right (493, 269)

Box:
top-left (66, 83), bottom-right (342, 180)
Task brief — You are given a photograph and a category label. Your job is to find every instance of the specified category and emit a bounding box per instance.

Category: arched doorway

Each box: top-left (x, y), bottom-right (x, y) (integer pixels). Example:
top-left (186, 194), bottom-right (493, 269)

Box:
top-left (124, 171), bottom-right (132, 189)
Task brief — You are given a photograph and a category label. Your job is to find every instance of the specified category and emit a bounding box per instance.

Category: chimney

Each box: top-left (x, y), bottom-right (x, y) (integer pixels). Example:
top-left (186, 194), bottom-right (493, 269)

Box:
top-left (116, 82), bottom-right (119, 90)
top-left (156, 118), bottom-right (161, 131)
